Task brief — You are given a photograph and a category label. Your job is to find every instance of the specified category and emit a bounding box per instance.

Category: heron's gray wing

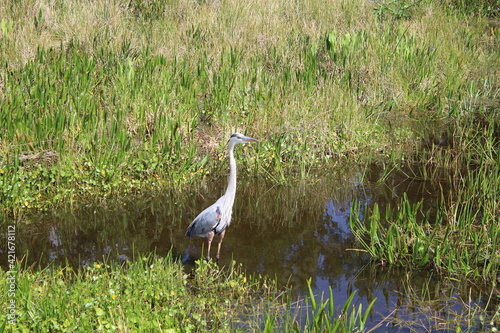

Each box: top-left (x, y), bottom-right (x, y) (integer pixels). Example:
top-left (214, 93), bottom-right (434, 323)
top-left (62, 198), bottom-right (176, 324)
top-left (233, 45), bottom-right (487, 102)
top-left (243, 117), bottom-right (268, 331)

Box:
top-left (185, 205), bottom-right (222, 237)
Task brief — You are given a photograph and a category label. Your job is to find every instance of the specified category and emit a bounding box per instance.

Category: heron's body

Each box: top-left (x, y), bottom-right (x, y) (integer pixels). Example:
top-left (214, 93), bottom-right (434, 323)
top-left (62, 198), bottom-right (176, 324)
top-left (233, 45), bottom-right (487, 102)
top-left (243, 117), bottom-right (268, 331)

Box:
top-left (185, 133), bottom-right (258, 261)
top-left (185, 194), bottom-right (233, 238)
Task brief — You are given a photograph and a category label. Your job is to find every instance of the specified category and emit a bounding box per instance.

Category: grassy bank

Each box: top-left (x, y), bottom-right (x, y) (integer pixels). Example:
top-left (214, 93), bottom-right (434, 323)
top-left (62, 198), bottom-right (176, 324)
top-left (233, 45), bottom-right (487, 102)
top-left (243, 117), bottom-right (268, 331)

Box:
top-left (0, 0), bottom-right (498, 215)
top-left (0, 254), bottom-right (376, 332)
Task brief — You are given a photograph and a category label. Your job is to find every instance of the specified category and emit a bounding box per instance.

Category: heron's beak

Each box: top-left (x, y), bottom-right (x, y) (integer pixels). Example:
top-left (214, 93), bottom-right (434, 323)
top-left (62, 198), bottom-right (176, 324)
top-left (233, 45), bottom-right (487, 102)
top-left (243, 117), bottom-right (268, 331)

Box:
top-left (243, 136), bottom-right (259, 143)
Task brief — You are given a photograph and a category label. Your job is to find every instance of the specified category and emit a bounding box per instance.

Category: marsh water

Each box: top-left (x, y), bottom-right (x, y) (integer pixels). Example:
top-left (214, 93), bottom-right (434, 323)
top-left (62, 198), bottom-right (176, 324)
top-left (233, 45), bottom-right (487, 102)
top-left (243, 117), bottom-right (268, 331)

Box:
top-left (2, 163), bottom-right (492, 331)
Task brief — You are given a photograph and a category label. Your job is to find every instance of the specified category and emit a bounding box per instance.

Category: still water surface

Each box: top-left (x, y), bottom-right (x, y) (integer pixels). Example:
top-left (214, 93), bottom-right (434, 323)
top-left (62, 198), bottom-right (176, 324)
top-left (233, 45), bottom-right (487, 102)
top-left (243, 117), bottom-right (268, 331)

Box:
top-left (3, 164), bottom-right (490, 332)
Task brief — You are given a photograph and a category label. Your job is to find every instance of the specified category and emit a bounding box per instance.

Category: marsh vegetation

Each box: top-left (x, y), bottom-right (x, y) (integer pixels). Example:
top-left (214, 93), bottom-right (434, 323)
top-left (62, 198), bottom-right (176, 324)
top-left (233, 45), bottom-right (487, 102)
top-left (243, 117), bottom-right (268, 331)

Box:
top-left (0, 0), bottom-right (498, 331)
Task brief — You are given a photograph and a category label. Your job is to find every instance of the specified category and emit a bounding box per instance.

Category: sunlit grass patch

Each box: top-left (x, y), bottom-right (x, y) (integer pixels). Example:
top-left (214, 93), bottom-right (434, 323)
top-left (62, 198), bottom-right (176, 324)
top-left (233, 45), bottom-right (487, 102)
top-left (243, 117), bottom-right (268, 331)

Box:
top-left (1, 0), bottom-right (498, 213)
top-left (0, 254), bottom-right (382, 332)
top-left (0, 254), bottom-right (274, 332)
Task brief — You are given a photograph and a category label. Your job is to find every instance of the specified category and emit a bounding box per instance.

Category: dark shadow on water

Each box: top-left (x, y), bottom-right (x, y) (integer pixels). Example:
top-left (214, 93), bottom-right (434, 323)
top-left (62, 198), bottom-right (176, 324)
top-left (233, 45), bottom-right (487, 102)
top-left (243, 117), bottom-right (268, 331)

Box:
top-left (1, 163), bottom-right (494, 332)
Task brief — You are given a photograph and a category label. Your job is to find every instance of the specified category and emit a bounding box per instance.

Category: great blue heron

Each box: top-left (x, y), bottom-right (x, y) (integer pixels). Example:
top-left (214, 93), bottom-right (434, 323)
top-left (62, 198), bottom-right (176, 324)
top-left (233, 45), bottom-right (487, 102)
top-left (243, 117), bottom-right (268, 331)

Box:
top-left (185, 133), bottom-right (258, 261)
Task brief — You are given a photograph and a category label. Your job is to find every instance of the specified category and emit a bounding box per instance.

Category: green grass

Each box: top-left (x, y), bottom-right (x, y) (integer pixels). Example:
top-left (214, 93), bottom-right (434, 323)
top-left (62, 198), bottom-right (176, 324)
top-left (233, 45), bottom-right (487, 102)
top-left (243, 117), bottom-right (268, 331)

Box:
top-left (0, 0), bottom-right (498, 214)
top-left (350, 104), bottom-right (499, 287)
top-left (0, 254), bottom-right (266, 332)
top-left (351, 191), bottom-right (499, 283)
top-left (263, 280), bottom-right (376, 333)
top-left (349, 51), bottom-right (498, 286)
top-left (0, 254), bottom-right (375, 332)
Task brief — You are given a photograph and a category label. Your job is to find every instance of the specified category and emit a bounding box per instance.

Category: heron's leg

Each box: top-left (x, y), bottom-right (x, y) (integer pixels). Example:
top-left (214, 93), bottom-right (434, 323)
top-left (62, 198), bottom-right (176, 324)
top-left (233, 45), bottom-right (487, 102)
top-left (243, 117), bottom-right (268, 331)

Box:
top-left (206, 231), bottom-right (215, 261)
top-left (215, 230), bottom-right (226, 262)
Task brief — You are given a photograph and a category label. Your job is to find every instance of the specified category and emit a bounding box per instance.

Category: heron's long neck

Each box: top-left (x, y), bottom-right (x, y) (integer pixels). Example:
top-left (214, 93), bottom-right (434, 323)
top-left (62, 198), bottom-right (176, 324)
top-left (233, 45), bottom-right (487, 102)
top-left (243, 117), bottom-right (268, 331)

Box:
top-left (225, 144), bottom-right (237, 200)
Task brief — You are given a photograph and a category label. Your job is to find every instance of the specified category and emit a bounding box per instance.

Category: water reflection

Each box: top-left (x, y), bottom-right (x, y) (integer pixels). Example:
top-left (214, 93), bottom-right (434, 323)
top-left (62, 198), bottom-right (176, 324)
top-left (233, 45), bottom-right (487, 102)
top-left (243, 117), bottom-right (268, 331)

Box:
top-left (1, 164), bottom-right (492, 332)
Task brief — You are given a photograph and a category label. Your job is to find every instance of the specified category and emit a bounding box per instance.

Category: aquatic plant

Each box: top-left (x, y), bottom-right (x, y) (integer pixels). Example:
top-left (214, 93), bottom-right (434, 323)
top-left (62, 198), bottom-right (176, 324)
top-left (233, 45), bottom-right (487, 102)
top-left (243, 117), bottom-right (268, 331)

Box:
top-left (0, 254), bottom-right (264, 331)
top-left (351, 154), bottom-right (499, 289)
top-left (0, 253), bottom-right (378, 332)
top-left (393, 272), bottom-right (500, 332)
top-left (262, 279), bottom-right (376, 333)
top-left (351, 183), bottom-right (498, 283)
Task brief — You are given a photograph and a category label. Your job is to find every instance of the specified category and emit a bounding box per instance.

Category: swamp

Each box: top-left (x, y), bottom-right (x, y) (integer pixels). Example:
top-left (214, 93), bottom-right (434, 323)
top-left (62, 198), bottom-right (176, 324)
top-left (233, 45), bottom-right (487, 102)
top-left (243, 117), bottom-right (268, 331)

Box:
top-left (0, 0), bottom-right (499, 331)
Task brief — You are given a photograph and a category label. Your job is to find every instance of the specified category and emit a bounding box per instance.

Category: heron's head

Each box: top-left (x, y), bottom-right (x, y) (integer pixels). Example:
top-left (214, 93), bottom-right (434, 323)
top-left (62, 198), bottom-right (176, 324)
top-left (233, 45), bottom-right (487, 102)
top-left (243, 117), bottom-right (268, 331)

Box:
top-left (228, 133), bottom-right (259, 145)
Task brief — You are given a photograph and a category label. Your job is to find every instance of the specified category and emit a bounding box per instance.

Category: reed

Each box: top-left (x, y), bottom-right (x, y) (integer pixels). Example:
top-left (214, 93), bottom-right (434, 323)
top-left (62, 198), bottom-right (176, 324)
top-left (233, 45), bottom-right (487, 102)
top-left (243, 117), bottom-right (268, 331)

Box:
top-left (390, 271), bottom-right (499, 332)
top-left (262, 280), bottom-right (376, 333)
top-left (350, 156), bottom-right (499, 288)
